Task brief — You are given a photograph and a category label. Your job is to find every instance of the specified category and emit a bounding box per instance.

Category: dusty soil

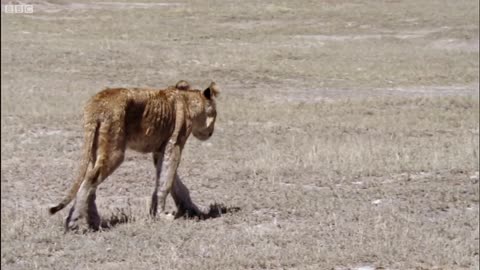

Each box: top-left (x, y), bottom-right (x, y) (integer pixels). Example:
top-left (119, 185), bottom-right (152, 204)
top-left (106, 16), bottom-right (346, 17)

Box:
top-left (1, 0), bottom-right (479, 269)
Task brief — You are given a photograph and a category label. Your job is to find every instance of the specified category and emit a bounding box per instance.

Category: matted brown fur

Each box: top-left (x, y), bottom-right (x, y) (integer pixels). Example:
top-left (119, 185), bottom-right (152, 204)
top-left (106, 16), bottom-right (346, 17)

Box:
top-left (49, 81), bottom-right (220, 231)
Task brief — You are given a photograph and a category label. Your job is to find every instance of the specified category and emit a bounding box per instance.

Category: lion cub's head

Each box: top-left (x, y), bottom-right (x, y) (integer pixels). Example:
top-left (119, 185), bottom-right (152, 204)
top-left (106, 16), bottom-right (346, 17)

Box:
top-left (187, 82), bottom-right (220, 141)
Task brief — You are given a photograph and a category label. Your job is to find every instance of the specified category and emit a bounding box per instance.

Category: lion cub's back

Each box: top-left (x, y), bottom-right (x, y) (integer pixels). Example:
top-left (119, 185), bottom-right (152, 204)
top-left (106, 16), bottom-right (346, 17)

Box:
top-left (82, 87), bottom-right (178, 152)
top-left (83, 88), bottom-right (132, 122)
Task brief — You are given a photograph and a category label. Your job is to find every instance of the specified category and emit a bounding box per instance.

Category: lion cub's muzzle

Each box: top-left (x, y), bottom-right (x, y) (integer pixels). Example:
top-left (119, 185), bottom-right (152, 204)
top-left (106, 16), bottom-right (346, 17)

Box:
top-left (193, 130), bottom-right (213, 141)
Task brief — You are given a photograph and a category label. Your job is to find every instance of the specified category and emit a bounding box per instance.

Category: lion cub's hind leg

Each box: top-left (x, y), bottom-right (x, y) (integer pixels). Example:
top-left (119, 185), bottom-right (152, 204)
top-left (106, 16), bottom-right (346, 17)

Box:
top-left (66, 122), bottom-right (126, 231)
top-left (65, 163), bottom-right (101, 232)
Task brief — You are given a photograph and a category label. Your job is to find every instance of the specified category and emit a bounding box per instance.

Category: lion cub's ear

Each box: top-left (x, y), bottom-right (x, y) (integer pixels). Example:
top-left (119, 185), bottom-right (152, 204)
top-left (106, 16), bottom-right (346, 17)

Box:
top-left (203, 82), bottom-right (220, 100)
top-left (175, 80), bottom-right (190, 90)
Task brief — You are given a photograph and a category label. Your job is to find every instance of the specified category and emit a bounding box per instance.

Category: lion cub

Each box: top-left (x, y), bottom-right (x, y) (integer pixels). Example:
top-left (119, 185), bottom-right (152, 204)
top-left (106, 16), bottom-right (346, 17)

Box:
top-left (49, 81), bottom-right (219, 231)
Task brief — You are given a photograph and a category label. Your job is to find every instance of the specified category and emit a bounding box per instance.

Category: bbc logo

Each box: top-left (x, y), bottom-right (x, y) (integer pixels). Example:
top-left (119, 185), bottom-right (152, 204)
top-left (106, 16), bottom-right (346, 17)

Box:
top-left (4, 5), bottom-right (34, 14)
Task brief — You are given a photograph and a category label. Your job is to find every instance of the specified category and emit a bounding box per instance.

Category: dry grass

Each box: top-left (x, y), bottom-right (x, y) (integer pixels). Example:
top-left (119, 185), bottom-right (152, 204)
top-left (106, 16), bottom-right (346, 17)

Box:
top-left (1, 0), bottom-right (479, 269)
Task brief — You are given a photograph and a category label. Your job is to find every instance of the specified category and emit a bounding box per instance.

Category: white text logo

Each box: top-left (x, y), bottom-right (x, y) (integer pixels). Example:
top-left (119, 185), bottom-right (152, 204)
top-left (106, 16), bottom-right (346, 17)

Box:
top-left (4, 5), bottom-right (34, 14)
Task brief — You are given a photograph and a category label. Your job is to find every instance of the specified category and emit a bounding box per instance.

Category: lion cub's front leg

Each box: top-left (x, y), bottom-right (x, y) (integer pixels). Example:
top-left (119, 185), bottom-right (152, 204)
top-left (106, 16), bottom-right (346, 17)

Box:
top-left (150, 142), bottom-right (181, 220)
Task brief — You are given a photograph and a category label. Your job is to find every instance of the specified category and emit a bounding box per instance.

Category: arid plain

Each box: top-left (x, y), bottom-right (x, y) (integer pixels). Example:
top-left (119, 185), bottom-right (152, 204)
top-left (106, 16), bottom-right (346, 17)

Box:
top-left (1, 0), bottom-right (479, 269)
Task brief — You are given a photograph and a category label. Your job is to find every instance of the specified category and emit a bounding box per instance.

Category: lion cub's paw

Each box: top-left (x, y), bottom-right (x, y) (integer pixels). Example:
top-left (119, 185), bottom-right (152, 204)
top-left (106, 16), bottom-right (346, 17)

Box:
top-left (160, 212), bottom-right (175, 221)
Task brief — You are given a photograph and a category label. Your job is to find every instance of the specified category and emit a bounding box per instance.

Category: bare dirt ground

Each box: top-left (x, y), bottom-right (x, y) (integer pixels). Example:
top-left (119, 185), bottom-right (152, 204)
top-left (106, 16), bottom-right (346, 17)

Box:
top-left (1, 0), bottom-right (479, 269)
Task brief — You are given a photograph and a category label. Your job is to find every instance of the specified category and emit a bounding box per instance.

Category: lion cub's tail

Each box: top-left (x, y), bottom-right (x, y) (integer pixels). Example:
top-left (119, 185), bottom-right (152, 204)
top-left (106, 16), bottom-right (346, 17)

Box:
top-left (49, 121), bottom-right (99, 215)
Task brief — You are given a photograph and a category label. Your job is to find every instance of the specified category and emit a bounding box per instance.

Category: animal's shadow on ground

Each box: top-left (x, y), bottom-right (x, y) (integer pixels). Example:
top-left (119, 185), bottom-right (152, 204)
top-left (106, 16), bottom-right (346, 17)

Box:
top-left (177, 203), bottom-right (241, 220)
top-left (98, 210), bottom-right (132, 230)
top-left (97, 203), bottom-right (241, 231)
